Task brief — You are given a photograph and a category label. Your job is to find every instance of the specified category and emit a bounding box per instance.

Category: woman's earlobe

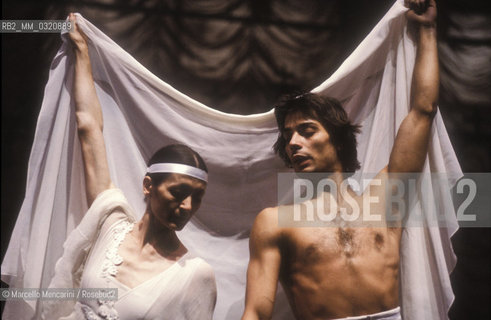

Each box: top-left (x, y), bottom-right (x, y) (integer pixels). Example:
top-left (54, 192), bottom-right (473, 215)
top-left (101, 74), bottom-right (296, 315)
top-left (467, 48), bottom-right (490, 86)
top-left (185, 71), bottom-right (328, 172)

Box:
top-left (143, 175), bottom-right (153, 196)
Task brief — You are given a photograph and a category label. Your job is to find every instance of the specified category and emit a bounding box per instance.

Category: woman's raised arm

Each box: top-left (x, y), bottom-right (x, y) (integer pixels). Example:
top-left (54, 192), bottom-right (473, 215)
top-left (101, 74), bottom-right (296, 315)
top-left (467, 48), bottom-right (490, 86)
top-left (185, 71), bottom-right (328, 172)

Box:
top-left (69, 13), bottom-right (114, 206)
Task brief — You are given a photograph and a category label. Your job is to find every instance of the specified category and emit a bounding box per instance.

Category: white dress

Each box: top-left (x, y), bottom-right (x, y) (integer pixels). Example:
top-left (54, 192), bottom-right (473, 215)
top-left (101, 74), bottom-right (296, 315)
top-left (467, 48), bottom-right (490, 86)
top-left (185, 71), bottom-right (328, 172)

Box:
top-left (42, 189), bottom-right (216, 320)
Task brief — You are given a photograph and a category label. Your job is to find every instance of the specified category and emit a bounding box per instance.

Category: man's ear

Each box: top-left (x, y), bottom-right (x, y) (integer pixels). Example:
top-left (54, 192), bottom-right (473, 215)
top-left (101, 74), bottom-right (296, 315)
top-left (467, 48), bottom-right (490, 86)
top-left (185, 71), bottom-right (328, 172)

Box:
top-left (143, 176), bottom-right (153, 197)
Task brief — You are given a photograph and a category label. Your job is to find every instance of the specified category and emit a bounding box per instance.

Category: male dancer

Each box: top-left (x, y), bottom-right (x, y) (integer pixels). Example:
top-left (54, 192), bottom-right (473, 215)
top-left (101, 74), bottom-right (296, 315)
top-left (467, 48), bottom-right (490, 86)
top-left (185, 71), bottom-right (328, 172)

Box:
top-left (243, 0), bottom-right (439, 319)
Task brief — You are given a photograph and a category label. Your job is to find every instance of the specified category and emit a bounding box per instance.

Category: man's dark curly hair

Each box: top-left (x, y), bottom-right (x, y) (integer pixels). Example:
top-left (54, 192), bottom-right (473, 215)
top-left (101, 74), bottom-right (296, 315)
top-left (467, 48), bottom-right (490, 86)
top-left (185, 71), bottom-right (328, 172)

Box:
top-left (273, 93), bottom-right (361, 173)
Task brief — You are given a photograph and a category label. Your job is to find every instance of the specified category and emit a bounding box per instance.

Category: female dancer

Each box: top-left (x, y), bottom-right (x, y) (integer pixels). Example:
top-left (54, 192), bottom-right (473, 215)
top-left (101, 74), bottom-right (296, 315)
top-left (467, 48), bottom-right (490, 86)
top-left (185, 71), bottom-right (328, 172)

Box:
top-left (42, 13), bottom-right (216, 320)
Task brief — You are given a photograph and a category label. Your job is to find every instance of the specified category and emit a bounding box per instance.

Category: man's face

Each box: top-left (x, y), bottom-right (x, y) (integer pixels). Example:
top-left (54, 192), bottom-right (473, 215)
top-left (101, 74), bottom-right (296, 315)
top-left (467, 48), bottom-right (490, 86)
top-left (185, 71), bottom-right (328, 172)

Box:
top-left (283, 111), bottom-right (341, 173)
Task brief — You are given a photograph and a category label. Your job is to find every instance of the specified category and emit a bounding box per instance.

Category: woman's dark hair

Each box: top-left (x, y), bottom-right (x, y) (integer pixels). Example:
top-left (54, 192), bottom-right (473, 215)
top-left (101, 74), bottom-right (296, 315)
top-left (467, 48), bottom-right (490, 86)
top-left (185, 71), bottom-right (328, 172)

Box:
top-left (146, 144), bottom-right (208, 185)
top-left (273, 93), bottom-right (361, 173)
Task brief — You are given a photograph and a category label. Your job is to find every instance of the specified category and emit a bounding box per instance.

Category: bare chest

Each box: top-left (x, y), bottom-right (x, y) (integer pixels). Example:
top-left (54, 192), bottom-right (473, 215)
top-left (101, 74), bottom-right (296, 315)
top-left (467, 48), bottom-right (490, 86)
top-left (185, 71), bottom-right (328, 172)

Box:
top-left (282, 227), bottom-right (397, 267)
top-left (278, 224), bottom-right (401, 317)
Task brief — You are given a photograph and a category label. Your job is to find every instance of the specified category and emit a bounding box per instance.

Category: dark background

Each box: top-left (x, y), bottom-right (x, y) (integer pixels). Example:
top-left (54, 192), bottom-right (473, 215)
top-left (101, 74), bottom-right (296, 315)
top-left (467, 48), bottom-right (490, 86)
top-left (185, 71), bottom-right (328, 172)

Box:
top-left (2, 0), bottom-right (490, 318)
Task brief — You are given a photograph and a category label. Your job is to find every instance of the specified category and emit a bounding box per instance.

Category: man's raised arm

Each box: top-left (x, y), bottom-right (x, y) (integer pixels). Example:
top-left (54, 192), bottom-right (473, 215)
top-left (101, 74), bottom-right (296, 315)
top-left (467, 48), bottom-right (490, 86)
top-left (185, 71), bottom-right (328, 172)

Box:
top-left (69, 14), bottom-right (113, 205)
top-left (242, 208), bottom-right (282, 320)
top-left (388, 0), bottom-right (439, 173)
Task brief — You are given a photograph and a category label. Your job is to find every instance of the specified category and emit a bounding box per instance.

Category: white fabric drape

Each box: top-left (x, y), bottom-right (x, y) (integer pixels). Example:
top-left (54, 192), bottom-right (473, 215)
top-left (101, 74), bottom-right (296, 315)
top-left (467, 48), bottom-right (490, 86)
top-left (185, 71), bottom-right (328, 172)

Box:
top-left (2, 1), bottom-right (461, 319)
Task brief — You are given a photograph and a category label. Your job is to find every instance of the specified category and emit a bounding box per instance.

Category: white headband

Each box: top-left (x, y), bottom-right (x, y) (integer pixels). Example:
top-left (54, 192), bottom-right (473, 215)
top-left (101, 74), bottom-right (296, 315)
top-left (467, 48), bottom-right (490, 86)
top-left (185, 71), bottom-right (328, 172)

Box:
top-left (147, 163), bottom-right (208, 182)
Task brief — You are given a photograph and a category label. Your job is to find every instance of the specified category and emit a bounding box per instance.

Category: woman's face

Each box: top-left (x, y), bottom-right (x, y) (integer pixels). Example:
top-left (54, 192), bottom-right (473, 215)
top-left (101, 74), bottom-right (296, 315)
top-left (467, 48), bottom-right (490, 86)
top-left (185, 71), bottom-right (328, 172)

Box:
top-left (145, 173), bottom-right (206, 231)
